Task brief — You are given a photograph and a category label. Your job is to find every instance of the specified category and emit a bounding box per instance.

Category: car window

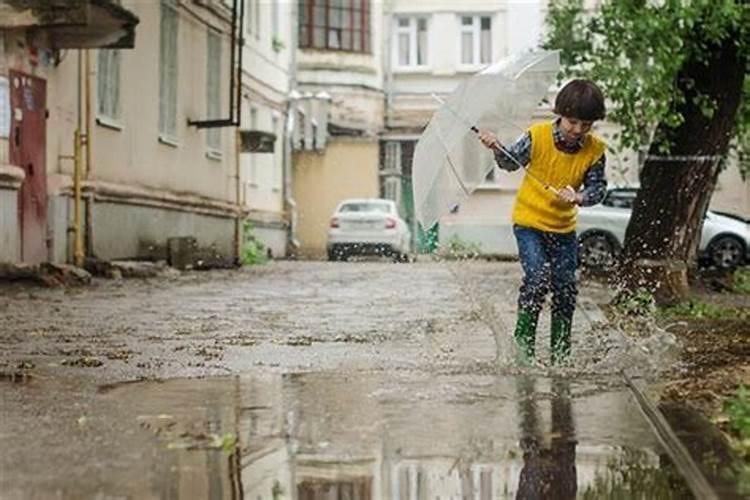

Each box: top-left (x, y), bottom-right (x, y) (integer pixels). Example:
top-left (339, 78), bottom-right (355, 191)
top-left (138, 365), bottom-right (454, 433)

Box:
top-left (603, 190), bottom-right (638, 209)
top-left (339, 202), bottom-right (392, 214)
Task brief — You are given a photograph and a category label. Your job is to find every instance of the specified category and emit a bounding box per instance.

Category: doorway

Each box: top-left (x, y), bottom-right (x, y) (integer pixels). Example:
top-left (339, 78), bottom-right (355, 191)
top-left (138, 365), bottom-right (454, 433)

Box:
top-left (9, 71), bottom-right (47, 263)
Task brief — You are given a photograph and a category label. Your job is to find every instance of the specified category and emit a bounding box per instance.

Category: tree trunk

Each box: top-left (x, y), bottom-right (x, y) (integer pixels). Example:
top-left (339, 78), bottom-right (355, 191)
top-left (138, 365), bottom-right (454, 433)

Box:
top-left (620, 31), bottom-right (744, 305)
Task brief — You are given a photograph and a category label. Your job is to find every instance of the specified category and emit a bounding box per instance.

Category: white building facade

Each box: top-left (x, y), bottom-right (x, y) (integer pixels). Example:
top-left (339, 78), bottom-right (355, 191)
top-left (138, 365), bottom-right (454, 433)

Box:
top-left (240, 0), bottom-right (295, 258)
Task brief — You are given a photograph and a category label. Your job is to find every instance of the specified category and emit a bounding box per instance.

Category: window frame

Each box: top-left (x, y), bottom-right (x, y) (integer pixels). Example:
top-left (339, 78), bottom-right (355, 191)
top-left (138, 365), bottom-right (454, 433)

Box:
top-left (96, 49), bottom-right (122, 128)
top-left (458, 14), bottom-right (492, 68)
top-left (205, 29), bottom-right (223, 157)
top-left (245, 0), bottom-right (261, 40)
top-left (393, 15), bottom-right (429, 70)
top-left (248, 107), bottom-right (259, 187)
top-left (159, 0), bottom-right (179, 144)
top-left (298, 0), bottom-right (371, 54)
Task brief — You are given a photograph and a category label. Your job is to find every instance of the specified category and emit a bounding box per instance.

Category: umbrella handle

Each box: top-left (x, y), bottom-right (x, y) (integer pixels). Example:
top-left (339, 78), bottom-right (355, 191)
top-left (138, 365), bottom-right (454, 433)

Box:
top-left (472, 124), bottom-right (560, 196)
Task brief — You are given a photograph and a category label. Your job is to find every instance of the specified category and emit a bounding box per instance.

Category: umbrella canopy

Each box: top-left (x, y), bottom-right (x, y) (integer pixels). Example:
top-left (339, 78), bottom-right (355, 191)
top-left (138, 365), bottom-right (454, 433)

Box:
top-left (412, 50), bottom-right (560, 230)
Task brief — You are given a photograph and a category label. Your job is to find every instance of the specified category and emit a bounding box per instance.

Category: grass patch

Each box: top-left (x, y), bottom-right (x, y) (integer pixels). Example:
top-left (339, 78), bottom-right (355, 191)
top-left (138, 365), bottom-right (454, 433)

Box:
top-left (733, 268), bottom-right (750, 294)
top-left (658, 300), bottom-right (747, 320)
top-left (721, 386), bottom-right (750, 494)
top-left (612, 288), bottom-right (657, 316)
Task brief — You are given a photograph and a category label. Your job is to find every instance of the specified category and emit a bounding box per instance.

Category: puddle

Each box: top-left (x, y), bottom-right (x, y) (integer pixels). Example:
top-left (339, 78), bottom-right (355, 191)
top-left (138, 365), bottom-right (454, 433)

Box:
top-left (73, 371), bottom-right (693, 499)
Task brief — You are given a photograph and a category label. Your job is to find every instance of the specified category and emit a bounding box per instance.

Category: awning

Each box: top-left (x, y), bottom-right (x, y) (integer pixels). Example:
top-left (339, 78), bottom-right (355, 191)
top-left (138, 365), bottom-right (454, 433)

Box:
top-left (0, 0), bottom-right (139, 49)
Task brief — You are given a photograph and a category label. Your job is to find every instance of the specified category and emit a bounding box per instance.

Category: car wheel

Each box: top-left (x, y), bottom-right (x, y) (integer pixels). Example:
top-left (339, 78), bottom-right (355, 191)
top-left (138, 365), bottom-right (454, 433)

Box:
top-left (393, 252), bottom-right (410, 263)
top-left (578, 233), bottom-right (616, 269)
top-left (707, 235), bottom-right (744, 269)
top-left (328, 246), bottom-right (347, 262)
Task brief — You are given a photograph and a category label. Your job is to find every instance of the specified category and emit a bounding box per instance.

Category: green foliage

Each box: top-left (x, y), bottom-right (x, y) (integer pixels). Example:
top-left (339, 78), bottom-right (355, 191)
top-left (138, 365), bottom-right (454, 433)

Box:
top-left (725, 386), bottom-right (750, 443)
top-left (242, 220), bottom-right (268, 266)
top-left (544, 0), bottom-right (749, 158)
top-left (733, 267), bottom-right (750, 294)
top-left (440, 234), bottom-right (482, 260)
top-left (658, 300), bottom-right (748, 320)
top-left (723, 386), bottom-right (750, 494)
top-left (613, 287), bottom-right (657, 316)
top-left (271, 36), bottom-right (285, 53)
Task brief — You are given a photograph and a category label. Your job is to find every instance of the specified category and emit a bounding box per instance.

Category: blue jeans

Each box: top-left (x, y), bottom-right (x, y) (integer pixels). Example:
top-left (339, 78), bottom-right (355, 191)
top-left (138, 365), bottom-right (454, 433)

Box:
top-left (513, 225), bottom-right (578, 321)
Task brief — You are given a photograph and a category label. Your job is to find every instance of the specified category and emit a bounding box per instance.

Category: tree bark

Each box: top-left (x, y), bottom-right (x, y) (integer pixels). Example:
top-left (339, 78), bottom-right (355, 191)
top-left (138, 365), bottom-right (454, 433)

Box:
top-left (620, 30), bottom-right (744, 304)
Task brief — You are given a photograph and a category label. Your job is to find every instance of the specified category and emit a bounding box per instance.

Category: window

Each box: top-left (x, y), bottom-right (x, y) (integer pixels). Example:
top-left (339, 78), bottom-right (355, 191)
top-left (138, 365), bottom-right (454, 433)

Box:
top-left (271, 116), bottom-right (281, 188)
top-left (383, 141), bottom-right (401, 173)
top-left (249, 107), bottom-right (258, 185)
top-left (299, 0), bottom-right (371, 53)
top-left (159, 0), bottom-right (179, 140)
top-left (603, 189), bottom-right (638, 209)
top-left (394, 16), bottom-right (427, 68)
top-left (271, 0), bottom-right (279, 41)
top-left (460, 15), bottom-right (491, 66)
top-left (295, 108), bottom-right (306, 149)
top-left (246, 0), bottom-right (260, 39)
top-left (97, 49), bottom-right (121, 122)
top-left (206, 30), bottom-right (222, 152)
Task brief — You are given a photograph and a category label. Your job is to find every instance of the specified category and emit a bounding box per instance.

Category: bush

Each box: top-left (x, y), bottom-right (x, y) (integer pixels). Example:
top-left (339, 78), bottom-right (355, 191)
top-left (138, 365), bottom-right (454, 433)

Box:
top-left (440, 234), bottom-right (482, 260)
top-left (242, 221), bottom-right (268, 266)
top-left (723, 386), bottom-right (750, 494)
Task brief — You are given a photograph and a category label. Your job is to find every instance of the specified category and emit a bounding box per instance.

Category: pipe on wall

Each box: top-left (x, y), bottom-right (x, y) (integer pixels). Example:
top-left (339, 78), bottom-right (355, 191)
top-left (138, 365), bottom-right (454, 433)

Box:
top-left (84, 49), bottom-right (94, 258)
top-left (73, 50), bottom-right (84, 267)
top-left (284, 0), bottom-right (300, 252)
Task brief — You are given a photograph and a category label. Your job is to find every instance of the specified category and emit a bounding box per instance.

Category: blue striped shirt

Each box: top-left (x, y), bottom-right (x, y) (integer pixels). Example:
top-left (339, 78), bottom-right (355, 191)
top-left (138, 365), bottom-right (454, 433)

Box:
top-left (493, 120), bottom-right (607, 206)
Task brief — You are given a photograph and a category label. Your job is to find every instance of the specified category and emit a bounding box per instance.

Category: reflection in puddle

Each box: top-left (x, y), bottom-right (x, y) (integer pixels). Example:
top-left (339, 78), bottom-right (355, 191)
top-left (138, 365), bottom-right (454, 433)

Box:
top-left (101, 371), bottom-right (692, 499)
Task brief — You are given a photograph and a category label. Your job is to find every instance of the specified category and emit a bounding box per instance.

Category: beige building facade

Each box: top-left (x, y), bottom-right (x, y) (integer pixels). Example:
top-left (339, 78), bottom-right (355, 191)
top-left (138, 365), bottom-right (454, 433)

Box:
top-left (1, 0), bottom-right (244, 266)
top-left (66, 0), bottom-right (240, 264)
top-left (0, 0), bottom-right (138, 264)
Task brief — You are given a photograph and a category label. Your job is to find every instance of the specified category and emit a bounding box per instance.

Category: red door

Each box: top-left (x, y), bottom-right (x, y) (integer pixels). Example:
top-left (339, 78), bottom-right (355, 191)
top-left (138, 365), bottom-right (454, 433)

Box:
top-left (9, 71), bottom-right (47, 264)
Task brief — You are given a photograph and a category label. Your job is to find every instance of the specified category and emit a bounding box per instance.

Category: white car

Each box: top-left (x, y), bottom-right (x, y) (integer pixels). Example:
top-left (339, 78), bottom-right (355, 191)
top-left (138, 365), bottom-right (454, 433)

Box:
top-left (327, 198), bottom-right (411, 262)
top-left (577, 188), bottom-right (750, 269)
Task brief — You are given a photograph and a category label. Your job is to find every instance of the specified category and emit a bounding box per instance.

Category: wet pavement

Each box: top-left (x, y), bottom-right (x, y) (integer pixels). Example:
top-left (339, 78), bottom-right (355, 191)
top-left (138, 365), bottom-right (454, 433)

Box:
top-left (0, 261), bottom-right (700, 498)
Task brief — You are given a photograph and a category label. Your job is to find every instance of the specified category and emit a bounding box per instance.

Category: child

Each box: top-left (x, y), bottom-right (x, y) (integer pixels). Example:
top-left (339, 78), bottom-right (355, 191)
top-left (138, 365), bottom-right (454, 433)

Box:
top-left (478, 79), bottom-right (607, 364)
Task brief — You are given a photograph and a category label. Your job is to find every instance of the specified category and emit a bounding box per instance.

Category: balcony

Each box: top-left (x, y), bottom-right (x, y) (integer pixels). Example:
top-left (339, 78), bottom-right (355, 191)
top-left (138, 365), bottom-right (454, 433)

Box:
top-left (0, 0), bottom-right (139, 49)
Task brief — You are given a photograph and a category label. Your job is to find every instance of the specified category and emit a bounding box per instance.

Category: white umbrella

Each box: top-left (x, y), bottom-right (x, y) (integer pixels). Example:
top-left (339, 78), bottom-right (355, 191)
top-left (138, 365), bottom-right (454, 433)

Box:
top-left (412, 50), bottom-right (561, 230)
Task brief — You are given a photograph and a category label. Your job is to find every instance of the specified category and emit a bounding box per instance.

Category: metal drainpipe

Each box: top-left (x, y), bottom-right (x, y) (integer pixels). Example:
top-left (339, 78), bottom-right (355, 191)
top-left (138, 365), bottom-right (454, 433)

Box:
top-left (383, 0), bottom-right (394, 127)
top-left (84, 49), bottom-right (94, 258)
top-left (234, 127), bottom-right (242, 264)
top-left (284, 0), bottom-right (300, 252)
top-left (284, 107), bottom-right (299, 250)
top-left (73, 50), bottom-right (84, 267)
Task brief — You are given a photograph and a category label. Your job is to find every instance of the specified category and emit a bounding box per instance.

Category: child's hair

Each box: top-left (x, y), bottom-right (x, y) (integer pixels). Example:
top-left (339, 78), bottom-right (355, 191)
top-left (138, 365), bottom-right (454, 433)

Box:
top-left (554, 79), bottom-right (606, 121)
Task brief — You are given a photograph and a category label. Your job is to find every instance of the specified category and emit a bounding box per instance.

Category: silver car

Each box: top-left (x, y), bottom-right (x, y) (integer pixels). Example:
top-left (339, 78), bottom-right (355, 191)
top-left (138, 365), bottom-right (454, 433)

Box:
top-left (327, 198), bottom-right (411, 262)
top-left (577, 188), bottom-right (749, 269)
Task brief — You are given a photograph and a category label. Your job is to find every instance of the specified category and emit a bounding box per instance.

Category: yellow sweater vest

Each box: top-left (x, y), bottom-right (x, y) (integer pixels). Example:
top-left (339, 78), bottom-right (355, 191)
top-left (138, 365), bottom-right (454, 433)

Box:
top-left (512, 122), bottom-right (606, 233)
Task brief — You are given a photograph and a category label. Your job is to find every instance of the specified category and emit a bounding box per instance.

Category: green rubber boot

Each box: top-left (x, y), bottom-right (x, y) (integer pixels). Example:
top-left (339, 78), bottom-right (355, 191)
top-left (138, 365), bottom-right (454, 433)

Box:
top-left (514, 309), bottom-right (538, 364)
top-left (550, 315), bottom-right (572, 364)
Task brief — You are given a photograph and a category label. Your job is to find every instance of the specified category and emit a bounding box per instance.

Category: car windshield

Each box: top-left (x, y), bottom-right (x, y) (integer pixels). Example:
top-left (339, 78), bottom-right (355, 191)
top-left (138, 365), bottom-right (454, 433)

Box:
top-left (339, 202), bottom-right (392, 214)
top-left (603, 190), bottom-right (638, 209)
